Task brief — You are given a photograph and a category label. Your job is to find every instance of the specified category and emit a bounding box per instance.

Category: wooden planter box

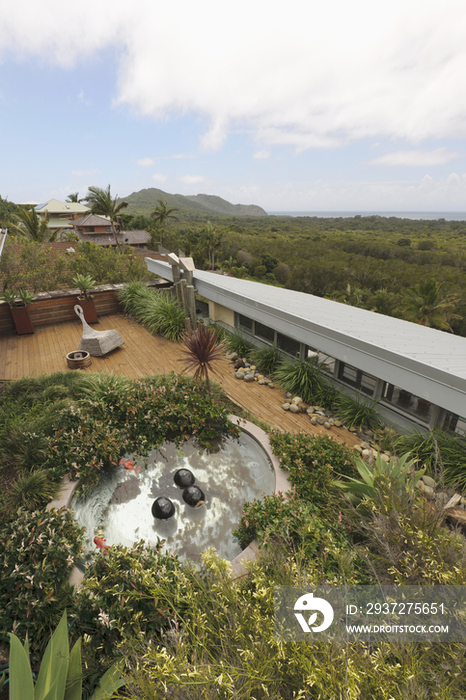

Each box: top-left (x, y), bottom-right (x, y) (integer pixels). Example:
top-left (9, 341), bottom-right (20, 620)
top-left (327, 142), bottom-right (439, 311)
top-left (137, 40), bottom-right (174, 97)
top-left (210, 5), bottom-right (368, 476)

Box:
top-left (77, 297), bottom-right (98, 323)
top-left (10, 303), bottom-right (34, 334)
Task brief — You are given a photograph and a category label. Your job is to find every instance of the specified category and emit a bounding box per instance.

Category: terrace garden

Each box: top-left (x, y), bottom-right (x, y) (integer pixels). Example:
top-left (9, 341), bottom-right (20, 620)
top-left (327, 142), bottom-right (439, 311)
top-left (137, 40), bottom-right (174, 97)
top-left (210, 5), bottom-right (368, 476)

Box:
top-left (2, 362), bottom-right (466, 699)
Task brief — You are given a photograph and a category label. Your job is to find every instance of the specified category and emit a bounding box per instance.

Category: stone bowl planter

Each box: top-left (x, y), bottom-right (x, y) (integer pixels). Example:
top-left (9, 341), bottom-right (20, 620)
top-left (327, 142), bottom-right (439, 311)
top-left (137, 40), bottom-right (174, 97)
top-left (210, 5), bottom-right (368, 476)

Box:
top-left (66, 350), bottom-right (92, 369)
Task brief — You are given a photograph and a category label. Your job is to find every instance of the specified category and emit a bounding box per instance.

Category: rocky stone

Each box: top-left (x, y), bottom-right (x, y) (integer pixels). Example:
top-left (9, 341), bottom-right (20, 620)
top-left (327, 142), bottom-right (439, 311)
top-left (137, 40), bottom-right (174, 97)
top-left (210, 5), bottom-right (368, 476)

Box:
top-left (310, 416), bottom-right (317, 425)
top-left (225, 352), bottom-right (238, 361)
top-left (353, 444), bottom-right (363, 453)
top-left (234, 359), bottom-right (245, 369)
top-left (371, 443), bottom-right (381, 452)
top-left (334, 420), bottom-right (343, 427)
top-left (418, 482), bottom-right (435, 499)
top-left (421, 475), bottom-right (437, 489)
top-left (360, 442), bottom-right (370, 450)
top-left (267, 382), bottom-right (275, 389)
top-left (258, 378), bottom-right (268, 385)
top-left (257, 374), bottom-right (264, 381)
top-left (349, 426), bottom-right (358, 432)
top-left (324, 421), bottom-right (332, 429)
top-left (298, 402), bottom-right (308, 413)
top-left (234, 371), bottom-right (244, 380)
top-left (285, 392), bottom-right (292, 399)
top-left (282, 403), bottom-right (290, 410)
top-left (289, 404), bottom-right (299, 413)
top-left (243, 373), bottom-right (255, 382)
top-left (291, 396), bottom-right (303, 405)
top-left (249, 365), bottom-right (256, 371)
top-left (362, 449), bottom-right (373, 460)
top-left (380, 453), bottom-right (390, 463)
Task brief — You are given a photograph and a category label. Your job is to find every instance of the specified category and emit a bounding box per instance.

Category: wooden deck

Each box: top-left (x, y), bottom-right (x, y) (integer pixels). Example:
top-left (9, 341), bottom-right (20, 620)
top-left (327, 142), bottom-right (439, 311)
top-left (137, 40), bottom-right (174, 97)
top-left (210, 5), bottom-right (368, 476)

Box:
top-left (0, 314), bottom-right (360, 447)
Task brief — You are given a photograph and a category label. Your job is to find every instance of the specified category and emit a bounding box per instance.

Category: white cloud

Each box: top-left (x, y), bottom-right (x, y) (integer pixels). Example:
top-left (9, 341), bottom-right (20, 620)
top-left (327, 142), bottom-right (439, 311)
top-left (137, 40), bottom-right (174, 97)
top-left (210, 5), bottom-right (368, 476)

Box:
top-left (151, 173), bottom-right (167, 182)
top-left (253, 150), bottom-right (270, 160)
top-left (2, 1), bottom-right (466, 154)
top-left (179, 175), bottom-right (206, 185)
top-left (137, 157), bottom-right (154, 167)
top-left (368, 148), bottom-right (459, 167)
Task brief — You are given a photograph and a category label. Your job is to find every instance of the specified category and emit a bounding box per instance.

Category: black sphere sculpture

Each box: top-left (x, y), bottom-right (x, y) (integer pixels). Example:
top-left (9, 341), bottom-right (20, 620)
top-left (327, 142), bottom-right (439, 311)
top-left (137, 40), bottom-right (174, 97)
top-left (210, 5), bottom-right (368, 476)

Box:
top-left (174, 468), bottom-right (195, 488)
top-left (182, 485), bottom-right (205, 508)
top-left (151, 497), bottom-right (175, 520)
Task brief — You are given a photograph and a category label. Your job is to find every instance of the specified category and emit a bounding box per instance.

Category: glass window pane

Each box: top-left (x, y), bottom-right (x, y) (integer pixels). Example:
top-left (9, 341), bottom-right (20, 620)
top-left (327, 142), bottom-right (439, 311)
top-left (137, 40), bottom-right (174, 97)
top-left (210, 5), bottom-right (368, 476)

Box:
top-left (277, 332), bottom-right (300, 357)
top-left (255, 321), bottom-right (275, 343)
top-left (382, 383), bottom-right (434, 423)
top-left (238, 314), bottom-right (253, 332)
top-left (338, 363), bottom-right (376, 396)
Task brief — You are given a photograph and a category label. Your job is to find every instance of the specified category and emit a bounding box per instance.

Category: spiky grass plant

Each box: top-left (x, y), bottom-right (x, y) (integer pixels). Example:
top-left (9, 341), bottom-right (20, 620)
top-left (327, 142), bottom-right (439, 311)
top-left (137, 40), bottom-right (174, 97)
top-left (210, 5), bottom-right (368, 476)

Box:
top-left (118, 282), bottom-right (186, 341)
top-left (333, 390), bottom-right (382, 430)
top-left (273, 356), bottom-right (326, 404)
top-left (8, 469), bottom-right (61, 510)
top-left (225, 329), bottom-right (254, 357)
top-left (252, 344), bottom-right (282, 375)
top-left (394, 427), bottom-right (466, 488)
top-left (179, 324), bottom-right (226, 393)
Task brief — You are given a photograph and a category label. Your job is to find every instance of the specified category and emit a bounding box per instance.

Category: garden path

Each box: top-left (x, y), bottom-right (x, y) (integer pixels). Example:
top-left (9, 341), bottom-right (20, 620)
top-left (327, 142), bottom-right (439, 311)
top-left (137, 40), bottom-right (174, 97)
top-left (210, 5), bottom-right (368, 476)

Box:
top-left (0, 314), bottom-right (360, 448)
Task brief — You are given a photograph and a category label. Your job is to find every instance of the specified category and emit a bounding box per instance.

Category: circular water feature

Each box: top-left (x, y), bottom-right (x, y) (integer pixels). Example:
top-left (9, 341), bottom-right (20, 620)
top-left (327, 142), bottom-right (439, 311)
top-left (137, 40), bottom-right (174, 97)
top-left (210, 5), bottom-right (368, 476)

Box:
top-left (71, 430), bottom-right (275, 566)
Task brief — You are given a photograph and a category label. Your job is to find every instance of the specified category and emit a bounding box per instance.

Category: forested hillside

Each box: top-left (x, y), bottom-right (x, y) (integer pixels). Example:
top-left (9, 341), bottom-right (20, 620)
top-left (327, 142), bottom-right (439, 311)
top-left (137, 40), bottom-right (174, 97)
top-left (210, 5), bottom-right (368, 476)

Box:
top-left (141, 213), bottom-right (466, 336)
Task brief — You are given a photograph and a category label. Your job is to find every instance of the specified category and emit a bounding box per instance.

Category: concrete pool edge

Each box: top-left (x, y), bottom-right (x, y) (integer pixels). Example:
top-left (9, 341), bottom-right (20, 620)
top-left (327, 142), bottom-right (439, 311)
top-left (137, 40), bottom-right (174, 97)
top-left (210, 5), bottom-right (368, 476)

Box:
top-left (47, 415), bottom-right (291, 583)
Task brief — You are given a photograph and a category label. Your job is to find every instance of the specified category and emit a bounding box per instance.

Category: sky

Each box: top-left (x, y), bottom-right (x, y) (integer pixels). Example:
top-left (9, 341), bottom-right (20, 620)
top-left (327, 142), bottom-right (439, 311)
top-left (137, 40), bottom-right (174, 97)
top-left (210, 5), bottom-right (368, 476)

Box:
top-left (2, 0), bottom-right (466, 212)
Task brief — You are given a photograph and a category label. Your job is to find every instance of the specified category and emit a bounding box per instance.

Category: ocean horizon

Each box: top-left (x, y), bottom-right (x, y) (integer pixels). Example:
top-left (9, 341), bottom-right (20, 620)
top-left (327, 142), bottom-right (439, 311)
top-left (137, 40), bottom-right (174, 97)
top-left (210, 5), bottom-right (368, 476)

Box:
top-left (267, 211), bottom-right (466, 221)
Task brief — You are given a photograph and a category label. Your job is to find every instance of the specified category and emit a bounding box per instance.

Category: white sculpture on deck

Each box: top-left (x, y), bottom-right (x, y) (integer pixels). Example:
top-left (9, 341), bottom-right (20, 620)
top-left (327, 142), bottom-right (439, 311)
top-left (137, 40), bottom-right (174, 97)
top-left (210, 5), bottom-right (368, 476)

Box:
top-left (74, 305), bottom-right (124, 356)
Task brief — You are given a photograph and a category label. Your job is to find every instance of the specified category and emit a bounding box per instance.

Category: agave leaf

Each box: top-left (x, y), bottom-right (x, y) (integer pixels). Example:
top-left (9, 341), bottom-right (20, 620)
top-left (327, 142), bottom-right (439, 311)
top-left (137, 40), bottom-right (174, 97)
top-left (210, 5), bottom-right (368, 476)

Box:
top-left (64, 638), bottom-right (82, 700)
top-left (8, 633), bottom-right (34, 700)
top-left (88, 663), bottom-right (126, 700)
top-left (34, 611), bottom-right (69, 700)
top-left (354, 459), bottom-right (375, 487)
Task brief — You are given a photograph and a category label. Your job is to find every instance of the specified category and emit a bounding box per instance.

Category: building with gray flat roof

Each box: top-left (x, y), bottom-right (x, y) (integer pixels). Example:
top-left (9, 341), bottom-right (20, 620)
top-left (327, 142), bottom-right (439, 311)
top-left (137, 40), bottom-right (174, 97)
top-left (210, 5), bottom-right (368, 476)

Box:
top-left (145, 256), bottom-right (466, 434)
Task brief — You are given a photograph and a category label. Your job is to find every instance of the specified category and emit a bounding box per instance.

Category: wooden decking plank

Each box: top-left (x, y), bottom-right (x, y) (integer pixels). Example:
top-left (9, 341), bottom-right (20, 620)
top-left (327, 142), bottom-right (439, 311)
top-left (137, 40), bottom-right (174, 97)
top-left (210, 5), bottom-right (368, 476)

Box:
top-left (0, 315), bottom-right (360, 448)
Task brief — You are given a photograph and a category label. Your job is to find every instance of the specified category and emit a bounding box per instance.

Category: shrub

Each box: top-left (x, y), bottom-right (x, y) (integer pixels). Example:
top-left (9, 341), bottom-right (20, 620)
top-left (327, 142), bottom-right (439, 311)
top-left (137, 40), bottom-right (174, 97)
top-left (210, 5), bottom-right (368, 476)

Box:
top-left (118, 282), bottom-right (186, 341)
top-left (251, 344), bottom-right (282, 375)
top-left (333, 390), bottom-right (382, 430)
top-left (269, 431), bottom-right (357, 511)
top-left (273, 357), bottom-right (326, 404)
top-left (7, 468), bottom-right (61, 510)
top-left (72, 542), bottom-right (192, 665)
top-left (394, 427), bottom-right (466, 488)
top-left (42, 374), bottom-right (240, 495)
top-left (0, 507), bottom-right (84, 659)
top-left (225, 329), bottom-right (254, 357)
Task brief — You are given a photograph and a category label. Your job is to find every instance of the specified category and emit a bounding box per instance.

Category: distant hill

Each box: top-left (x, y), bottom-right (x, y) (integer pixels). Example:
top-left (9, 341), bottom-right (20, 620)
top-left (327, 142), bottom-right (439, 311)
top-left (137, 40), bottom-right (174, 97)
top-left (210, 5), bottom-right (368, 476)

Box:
top-left (120, 188), bottom-right (268, 217)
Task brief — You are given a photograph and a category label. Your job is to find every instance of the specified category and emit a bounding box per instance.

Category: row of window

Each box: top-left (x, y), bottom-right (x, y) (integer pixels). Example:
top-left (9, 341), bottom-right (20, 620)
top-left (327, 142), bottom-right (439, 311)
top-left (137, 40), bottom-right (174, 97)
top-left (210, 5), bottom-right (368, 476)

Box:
top-left (238, 314), bottom-right (301, 357)
top-left (235, 312), bottom-right (465, 434)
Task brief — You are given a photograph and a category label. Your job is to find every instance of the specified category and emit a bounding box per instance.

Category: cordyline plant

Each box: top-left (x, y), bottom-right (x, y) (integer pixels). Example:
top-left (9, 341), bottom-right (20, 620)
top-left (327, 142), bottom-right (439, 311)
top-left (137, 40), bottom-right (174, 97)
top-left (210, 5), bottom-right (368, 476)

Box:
top-left (179, 323), bottom-right (226, 393)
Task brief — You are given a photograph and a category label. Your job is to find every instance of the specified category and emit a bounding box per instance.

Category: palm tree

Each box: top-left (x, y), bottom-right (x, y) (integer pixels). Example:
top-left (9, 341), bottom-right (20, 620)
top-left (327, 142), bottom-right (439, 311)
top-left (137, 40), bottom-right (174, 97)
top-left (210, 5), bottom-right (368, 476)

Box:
top-left (201, 221), bottom-right (222, 269)
top-left (83, 185), bottom-right (128, 252)
top-left (150, 200), bottom-right (179, 245)
top-left (66, 192), bottom-right (83, 203)
top-left (401, 278), bottom-right (462, 332)
top-left (8, 207), bottom-right (56, 242)
top-left (179, 324), bottom-right (226, 393)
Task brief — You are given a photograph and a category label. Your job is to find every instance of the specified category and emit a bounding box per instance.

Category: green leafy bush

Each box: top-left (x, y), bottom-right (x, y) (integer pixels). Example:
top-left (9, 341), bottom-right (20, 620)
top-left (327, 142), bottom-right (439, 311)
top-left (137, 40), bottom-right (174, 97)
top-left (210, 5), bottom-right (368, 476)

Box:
top-left (269, 431), bottom-right (357, 510)
top-left (72, 542), bottom-right (192, 663)
top-left (0, 507), bottom-right (84, 658)
top-left (43, 374), bottom-right (240, 495)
